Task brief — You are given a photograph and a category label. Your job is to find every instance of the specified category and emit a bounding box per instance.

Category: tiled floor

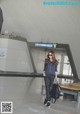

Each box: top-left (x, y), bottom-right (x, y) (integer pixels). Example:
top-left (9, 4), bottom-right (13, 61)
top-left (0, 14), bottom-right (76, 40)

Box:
top-left (0, 77), bottom-right (80, 114)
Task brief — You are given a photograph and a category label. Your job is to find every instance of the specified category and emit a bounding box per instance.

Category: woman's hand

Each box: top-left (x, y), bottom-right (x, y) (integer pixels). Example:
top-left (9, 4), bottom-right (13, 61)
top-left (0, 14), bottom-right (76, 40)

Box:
top-left (43, 72), bottom-right (46, 76)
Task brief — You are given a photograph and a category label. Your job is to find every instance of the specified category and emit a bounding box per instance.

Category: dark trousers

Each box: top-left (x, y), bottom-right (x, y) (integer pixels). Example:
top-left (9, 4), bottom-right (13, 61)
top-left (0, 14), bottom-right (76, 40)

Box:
top-left (44, 75), bottom-right (55, 101)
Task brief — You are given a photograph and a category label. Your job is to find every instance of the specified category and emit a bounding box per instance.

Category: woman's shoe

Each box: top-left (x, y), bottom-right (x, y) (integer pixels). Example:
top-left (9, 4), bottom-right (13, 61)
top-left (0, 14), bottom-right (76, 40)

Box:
top-left (46, 101), bottom-right (50, 107)
top-left (44, 99), bottom-right (47, 105)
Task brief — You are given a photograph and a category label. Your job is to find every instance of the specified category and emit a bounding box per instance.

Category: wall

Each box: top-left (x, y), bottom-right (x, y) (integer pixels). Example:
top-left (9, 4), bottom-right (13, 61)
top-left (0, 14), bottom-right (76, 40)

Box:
top-left (0, 37), bottom-right (33, 72)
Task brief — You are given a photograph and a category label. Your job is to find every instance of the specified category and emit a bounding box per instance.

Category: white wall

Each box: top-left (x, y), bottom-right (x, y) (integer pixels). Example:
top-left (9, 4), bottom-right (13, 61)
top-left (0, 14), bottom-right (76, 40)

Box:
top-left (0, 0), bottom-right (80, 78)
top-left (0, 38), bottom-right (8, 70)
top-left (0, 37), bottom-right (33, 72)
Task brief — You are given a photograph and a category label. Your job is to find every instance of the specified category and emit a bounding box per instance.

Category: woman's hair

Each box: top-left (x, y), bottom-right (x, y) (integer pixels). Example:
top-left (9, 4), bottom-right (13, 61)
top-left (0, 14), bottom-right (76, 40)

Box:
top-left (45, 50), bottom-right (58, 66)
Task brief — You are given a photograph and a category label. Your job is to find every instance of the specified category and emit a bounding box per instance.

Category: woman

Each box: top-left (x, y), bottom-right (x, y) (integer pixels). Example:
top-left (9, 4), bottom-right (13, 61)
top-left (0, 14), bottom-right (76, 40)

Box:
top-left (43, 50), bottom-right (58, 107)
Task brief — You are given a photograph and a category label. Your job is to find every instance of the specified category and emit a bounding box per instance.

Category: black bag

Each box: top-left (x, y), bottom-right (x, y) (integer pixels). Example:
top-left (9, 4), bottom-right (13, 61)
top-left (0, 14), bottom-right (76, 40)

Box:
top-left (50, 84), bottom-right (61, 103)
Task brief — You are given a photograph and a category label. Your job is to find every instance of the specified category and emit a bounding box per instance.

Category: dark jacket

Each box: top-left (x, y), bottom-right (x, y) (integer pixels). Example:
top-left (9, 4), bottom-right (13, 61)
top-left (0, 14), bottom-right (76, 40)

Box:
top-left (44, 60), bottom-right (57, 75)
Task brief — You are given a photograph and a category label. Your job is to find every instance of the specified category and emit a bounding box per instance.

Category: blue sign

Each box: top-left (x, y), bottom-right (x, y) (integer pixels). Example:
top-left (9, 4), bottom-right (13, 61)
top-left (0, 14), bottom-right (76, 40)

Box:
top-left (35, 43), bottom-right (57, 48)
top-left (35, 43), bottom-right (52, 48)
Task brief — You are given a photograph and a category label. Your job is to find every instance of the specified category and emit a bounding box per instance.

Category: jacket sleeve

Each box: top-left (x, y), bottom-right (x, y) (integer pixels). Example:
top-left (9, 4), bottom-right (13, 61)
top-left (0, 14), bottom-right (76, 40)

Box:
top-left (55, 65), bottom-right (57, 72)
top-left (43, 58), bottom-right (47, 71)
top-left (55, 60), bottom-right (58, 72)
top-left (43, 63), bottom-right (46, 71)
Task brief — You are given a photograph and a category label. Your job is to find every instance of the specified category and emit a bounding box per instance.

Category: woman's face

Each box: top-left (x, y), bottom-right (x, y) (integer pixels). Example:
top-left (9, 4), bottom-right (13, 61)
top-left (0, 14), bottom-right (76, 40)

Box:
top-left (48, 53), bottom-right (53, 59)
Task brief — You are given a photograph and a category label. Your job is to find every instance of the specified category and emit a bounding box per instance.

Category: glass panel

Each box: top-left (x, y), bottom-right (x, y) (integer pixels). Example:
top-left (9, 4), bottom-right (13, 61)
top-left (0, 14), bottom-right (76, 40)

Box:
top-left (63, 56), bottom-right (72, 75)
